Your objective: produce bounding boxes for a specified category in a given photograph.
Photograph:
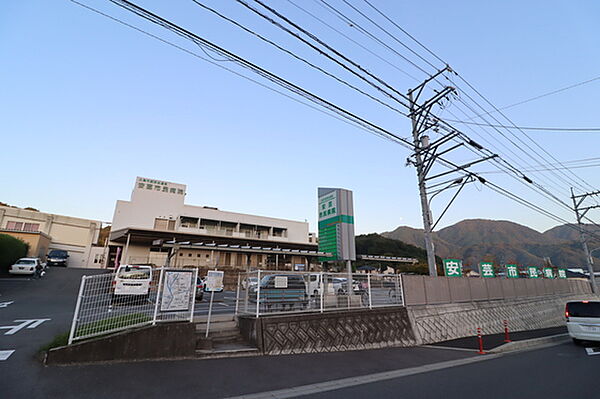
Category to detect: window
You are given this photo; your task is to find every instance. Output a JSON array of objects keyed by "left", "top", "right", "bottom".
[
  {"left": 155, "top": 185, "right": 161, "bottom": 191},
  {"left": 6, "top": 221, "right": 23, "bottom": 231},
  {"left": 188, "top": 253, "right": 192, "bottom": 257},
  {"left": 153, "top": 218, "right": 168, "bottom": 230},
  {"left": 170, "top": 188, "right": 176, "bottom": 193},
  {"left": 138, "top": 183, "right": 145, "bottom": 189},
  {"left": 146, "top": 184, "right": 153, "bottom": 190},
  {"left": 162, "top": 186, "right": 168, "bottom": 192},
  {"left": 23, "top": 223, "right": 39, "bottom": 232},
  {"left": 197, "top": 254, "right": 201, "bottom": 257},
  {"left": 567, "top": 302, "right": 600, "bottom": 318},
  {"left": 177, "top": 189, "right": 184, "bottom": 195}
]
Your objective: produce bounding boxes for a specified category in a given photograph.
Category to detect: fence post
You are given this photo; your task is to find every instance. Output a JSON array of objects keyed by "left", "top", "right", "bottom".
[
  {"left": 68, "top": 275, "right": 87, "bottom": 345},
  {"left": 367, "top": 273, "right": 373, "bottom": 309},
  {"left": 395, "top": 274, "right": 401, "bottom": 305},
  {"left": 235, "top": 273, "right": 241, "bottom": 315},
  {"left": 256, "top": 270, "right": 261, "bottom": 318},
  {"left": 320, "top": 272, "right": 324, "bottom": 313},
  {"left": 189, "top": 268, "right": 198, "bottom": 322},
  {"left": 152, "top": 268, "right": 165, "bottom": 325}
]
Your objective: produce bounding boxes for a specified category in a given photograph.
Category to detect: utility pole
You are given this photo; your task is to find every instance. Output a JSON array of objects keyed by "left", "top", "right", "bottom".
[{"left": 571, "top": 188, "right": 600, "bottom": 293}]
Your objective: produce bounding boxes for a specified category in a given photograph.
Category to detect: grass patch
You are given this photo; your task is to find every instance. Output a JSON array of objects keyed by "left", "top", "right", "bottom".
[
  {"left": 75, "top": 313, "right": 151, "bottom": 338},
  {"left": 40, "top": 332, "right": 69, "bottom": 352}
]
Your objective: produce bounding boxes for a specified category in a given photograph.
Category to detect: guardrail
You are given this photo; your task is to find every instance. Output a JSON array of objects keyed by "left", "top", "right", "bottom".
[{"left": 236, "top": 270, "right": 404, "bottom": 317}]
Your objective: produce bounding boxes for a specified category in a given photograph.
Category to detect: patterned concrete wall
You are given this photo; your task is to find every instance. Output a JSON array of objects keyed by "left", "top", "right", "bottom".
[
  {"left": 240, "top": 307, "right": 418, "bottom": 355},
  {"left": 409, "top": 294, "right": 599, "bottom": 345}
]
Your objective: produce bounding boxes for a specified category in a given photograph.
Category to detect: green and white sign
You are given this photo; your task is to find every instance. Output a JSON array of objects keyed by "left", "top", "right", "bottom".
[
  {"left": 543, "top": 267, "right": 554, "bottom": 279},
  {"left": 558, "top": 268, "right": 567, "bottom": 279},
  {"left": 480, "top": 262, "right": 495, "bottom": 278},
  {"left": 318, "top": 188, "right": 355, "bottom": 262},
  {"left": 443, "top": 259, "right": 463, "bottom": 277},
  {"left": 527, "top": 266, "right": 539, "bottom": 279},
  {"left": 506, "top": 264, "right": 519, "bottom": 279}
]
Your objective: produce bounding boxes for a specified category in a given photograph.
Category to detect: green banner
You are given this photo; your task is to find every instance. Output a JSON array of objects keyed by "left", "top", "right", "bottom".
[
  {"left": 543, "top": 267, "right": 554, "bottom": 279},
  {"left": 527, "top": 266, "right": 539, "bottom": 279},
  {"left": 443, "top": 259, "right": 463, "bottom": 277},
  {"left": 480, "top": 262, "right": 495, "bottom": 278},
  {"left": 506, "top": 264, "right": 519, "bottom": 279},
  {"left": 558, "top": 268, "right": 567, "bottom": 279}
]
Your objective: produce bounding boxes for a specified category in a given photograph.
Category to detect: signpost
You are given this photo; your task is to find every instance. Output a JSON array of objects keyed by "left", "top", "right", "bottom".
[
  {"left": 506, "top": 264, "right": 519, "bottom": 278},
  {"left": 480, "top": 262, "right": 495, "bottom": 278},
  {"left": 205, "top": 270, "right": 224, "bottom": 338},
  {"left": 527, "top": 267, "right": 539, "bottom": 279},
  {"left": 558, "top": 268, "right": 567, "bottom": 279},
  {"left": 443, "top": 259, "right": 463, "bottom": 277}
]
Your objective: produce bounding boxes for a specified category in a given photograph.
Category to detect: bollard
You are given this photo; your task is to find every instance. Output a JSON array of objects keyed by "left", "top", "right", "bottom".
[
  {"left": 477, "top": 327, "right": 485, "bottom": 354},
  {"left": 504, "top": 320, "right": 512, "bottom": 343}
]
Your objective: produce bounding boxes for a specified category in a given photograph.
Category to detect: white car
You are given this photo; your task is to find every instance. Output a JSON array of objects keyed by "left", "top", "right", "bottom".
[
  {"left": 112, "top": 265, "right": 153, "bottom": 301},
  {"left": 9, "top": 258, "right": 44, "bottom": 275},
  {"left": 566, "top": 300, "right": 600, "bottom": 344}
]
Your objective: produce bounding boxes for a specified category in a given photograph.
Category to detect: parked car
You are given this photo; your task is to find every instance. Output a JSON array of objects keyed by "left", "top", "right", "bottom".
[
  {"left": 242, "top": 276, "right": 258, "bottom": 291},
  {"left": 47, "top": 249, "right": 69, "bottom": 267},
  {"left": 196, "top": 277, "right": 204, "bottom": 301},
  {"left": 566, "top": 300, "right": 600, "bottom": 345},
  {"left": 112, "top": 264, "right": 153, "bottom": 302},
  {"left": 306, "top": 273, "right": 335, "bottom": 297},
  {"left": 250, "top": 274, "right": 308, "bottom": 311},
  {"left": 9, "top": 258, "right": 45, "bottom": 276},
  {"left": 332, "top": 277, "right": 361, "bottom": 295}
]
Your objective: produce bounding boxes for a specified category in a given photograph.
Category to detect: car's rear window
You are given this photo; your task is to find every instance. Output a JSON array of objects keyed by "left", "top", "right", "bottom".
[
  {"left": 16, "top": 260, "right": 35, "bottom": 265},
  {"left": 567, "top": 302, "right": 600, "bottom": 318},
  {"left": 117, "top": 267, "right": 151, "bottom": 280}
]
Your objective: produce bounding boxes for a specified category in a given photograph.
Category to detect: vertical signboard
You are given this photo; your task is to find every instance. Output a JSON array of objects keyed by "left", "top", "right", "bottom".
[
  {"left": 318, "top": 188, "right": 356, "bottom": 261},
  {"left": 527, "top": 266, "right": 539, "bottom": 279},
  {"left": 480, "top": 262, "right": 495, "bottom": 278},
  {"left": 443, "top": 259, "right": 463, "bottom": 277},
  {"left": 506, "top": 264, "right": 519, "bottom": 278},
  {"left": 558, "top": 269, "right": 567, "bottom": 279},
  {"left": 543, "top": 267, "right": 554, "bottom": 279}
]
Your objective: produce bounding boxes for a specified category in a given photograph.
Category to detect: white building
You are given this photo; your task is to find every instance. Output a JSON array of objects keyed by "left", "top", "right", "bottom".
[{"left": 108, "top": 177, "right": 319, "bottom": 271}]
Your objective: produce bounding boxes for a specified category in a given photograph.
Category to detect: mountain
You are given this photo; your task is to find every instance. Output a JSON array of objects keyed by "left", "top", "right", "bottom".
[{"left": 382, "top": 219, "right": 598, "bottom": 270}]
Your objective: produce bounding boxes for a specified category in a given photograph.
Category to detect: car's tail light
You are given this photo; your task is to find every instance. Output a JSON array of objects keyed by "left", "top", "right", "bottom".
[{"left": 565, "top": 304, "right": 570, "bottom": 321}]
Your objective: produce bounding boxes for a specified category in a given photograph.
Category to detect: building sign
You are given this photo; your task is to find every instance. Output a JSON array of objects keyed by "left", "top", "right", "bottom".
[
  {"left": 443, "top": 259, "right": 463, "bottom": 277},
  {"left": 558, "top": 269, "right": 567, "bottom": 279},
  {"left": 294, "top": 264, "right": 306, "bottom": 271},
  {"left": 527, "top": 267, "right": 539, "bottom": 279},
  {"left": 480, "top": 262, "right": 495, "bottom": 278},
  {"left": 160, "top": 270, "right": 193, "bottom": 312},
  {"left": 543, "top": 267, "right": 554, "bottom": 279},
  {"left": 318, "top": 188, "right": 356, "bottom": 262},
  {"left": 205, "top": 270, "right": 224, "bottom": 292},
  {"left": 506, "top": 264, "right": 519, "bottom": 278}
]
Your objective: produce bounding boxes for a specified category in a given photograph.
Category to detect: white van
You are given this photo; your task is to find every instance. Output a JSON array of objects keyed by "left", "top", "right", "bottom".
[
  {"left": 565, "top": 300, "right": 600, "bottom": 344},
  {"left": 306, "top": 273, "right": 335, "bottom": 297},
  {"left": 112, "top": 265, "right": 153, "bottom": 300}
]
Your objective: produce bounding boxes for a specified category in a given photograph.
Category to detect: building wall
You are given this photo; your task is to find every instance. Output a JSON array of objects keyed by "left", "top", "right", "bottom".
[
  {"left": 0, "top": 206, "right": 102, "bottom": 267},
  {"left": 1, "top": 231, "right": 51, "bottom": 259},
  {"left": 111, "top": 177, "right": 311, "bottom": 245}
]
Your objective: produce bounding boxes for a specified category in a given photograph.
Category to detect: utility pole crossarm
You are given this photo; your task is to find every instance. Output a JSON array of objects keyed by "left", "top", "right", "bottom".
[{"left": 571, "top": 188, "right": 598, "bottom": 293}]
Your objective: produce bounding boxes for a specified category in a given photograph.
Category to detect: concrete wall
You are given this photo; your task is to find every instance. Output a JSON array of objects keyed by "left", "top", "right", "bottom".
[{"left": 403, "top": 275, "right": 591, "bottom": 306}]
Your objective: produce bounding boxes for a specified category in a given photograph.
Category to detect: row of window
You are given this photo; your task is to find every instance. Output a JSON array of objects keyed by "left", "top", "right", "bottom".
[
  {"left": 5, "top": 221, "right": 40, "bottom": 232},
  {"left": 137, "top": 182, "right": 184, "bottom": 195}
]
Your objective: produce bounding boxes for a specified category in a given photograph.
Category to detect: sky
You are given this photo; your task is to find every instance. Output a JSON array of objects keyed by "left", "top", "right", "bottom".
[{"left": 1, "top": 0, "right": 600, "bottom": 235}]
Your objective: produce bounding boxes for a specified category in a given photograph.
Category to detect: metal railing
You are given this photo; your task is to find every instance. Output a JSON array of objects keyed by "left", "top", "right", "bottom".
[
  {"left": 68, "top": 267, "right": 197, "bottom": 344},
  {"left": 236, "top": 270, "right": 404, "bottom": 317}
]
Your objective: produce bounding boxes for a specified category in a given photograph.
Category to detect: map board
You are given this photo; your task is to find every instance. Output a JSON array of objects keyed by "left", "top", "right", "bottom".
[{"left": 160, "top": 270, "right": 193, "bottom": 312}]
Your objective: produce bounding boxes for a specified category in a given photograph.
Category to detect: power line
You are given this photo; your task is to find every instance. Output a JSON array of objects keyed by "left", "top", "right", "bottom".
[{"left": 445, "top": 119, "right": 600, "bottom": 132}]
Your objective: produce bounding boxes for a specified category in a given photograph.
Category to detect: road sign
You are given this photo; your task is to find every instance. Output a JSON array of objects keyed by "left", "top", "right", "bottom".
[
  {"left": 506, "top": 264, "right": 519, "bottom": 278},
  {"left": 205, "top": 270, "right": 224, "bottom": 292},
  {"left": 443, "top": 259, "right": 463, "bottom": 277},
  {"left": 160, "top": 270, "right": 193, "bottom": 312},
  {"left": 480, "top": 262, "right": 495, "bottom": 278},
  {"left": 527, "top": 267, "right": 539, "bottom": 279},
  {"left": 558, "top": 269, "right": 567, "bottom": 279},
  {"left": 543, "top": 267, "right": 554, "bottom": 279},
  {"left": 318, "top": 188, "right": 356, "bottom": 261}
]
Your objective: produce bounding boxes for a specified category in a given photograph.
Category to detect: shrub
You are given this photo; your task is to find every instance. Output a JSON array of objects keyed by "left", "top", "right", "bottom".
[{"left": 0, "top": 233, "right": 29, "bottom": 271}]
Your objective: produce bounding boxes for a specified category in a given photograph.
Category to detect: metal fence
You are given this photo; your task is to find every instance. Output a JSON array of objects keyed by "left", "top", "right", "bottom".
[
  {"left": 68, "top": 267, "right": 197, "bottom": 344},
  {"left": 236, "top": 270, "right": 404, "bottom": 316}
]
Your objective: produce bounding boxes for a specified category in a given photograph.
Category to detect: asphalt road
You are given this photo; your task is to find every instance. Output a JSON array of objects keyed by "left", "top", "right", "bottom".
[{"left": 300, "top": 342, "right": 600, "bottom": 399}]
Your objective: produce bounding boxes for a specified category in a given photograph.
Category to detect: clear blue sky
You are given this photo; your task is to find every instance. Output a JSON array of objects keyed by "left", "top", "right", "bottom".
[{"left": 2, "top": 0, "right": 600, "bottom": 234}]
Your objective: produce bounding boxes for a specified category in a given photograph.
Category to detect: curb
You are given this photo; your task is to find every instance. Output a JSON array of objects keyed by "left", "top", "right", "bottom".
[{"left": 489, "top": 333, "right": 569, "bottom": 353}]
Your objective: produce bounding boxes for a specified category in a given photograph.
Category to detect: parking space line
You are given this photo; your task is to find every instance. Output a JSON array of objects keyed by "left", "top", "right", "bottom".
[{"left": 0, "top": 350, "right": 15, "bottom": 361}]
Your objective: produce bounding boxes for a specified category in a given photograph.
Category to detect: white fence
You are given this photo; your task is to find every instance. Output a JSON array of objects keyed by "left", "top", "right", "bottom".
[
  {"left": 236, "top": 270, "right": 404, "bottom": 317},
  {"left": 68, "top": 267, "right": 197, "bottom": 344}
]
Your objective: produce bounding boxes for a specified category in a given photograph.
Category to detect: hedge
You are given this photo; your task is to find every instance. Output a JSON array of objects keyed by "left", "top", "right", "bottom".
[{"left": 0, "top": 234, "right": 29, "bottom": 271}]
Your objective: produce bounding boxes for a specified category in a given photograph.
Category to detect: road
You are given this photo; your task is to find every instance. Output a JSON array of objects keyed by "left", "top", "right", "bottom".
[{"left": 1, "top": 267, "right": 599, "bottom": 399}]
